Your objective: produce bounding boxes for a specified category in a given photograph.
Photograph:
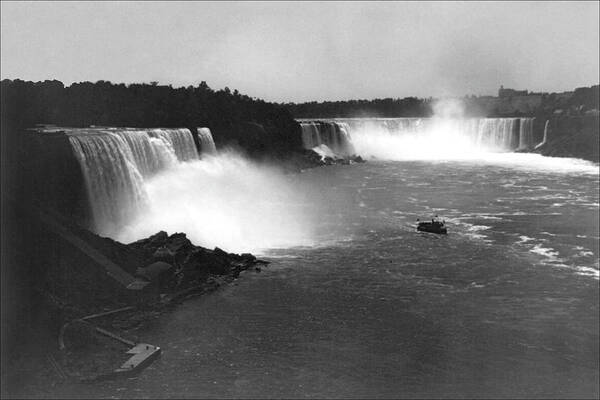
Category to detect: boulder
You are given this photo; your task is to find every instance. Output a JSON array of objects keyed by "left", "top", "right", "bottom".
[
  {"left": 240, "top": 253, "right": 256, "bottom": 262},
  {"left": 136, "top": 261, "right": 175, "bottom": 292},
  {"left": 188, "top": 248, "right": 231, "bottom": 276},
  {"left": 152, "top": 246, "right": 175, "bottom": 263},
  {"left": 147, "top": 231, "right": 169, "bottom": 246}
]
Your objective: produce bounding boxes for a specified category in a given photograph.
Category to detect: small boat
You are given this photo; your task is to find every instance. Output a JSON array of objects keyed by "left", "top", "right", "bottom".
[{"left": 416, "top": 216, "right": 447, "bottom": 234}]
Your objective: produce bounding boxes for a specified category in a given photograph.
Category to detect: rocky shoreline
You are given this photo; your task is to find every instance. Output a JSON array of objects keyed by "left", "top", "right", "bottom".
[
  {"left": 66, "top": 230, "right": 270, "bottom": 373},
  {"left": 1, "top": 220, "right": 271, "bottom": 393},
  {"left": 280, "top": 149, "right": 366, "bottom": 173},
  {"left": 533, "top": 115, "right": 599, "bottom": 162},
  {"left": 1, "top": 139, "right": 367, "bottom": 394}
]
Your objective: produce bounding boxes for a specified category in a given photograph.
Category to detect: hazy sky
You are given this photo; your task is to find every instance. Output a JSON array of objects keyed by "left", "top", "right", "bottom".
[{"left": 1, "top": 1, "right": 598, "bottom": 102}]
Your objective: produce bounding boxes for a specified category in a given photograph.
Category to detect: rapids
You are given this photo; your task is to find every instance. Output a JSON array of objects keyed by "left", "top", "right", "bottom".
[
  {"left": 55, "top": 119, "right": 600, "bottom": 398},
  {"left": 55, "top": 156, "right": 599, "bottom": 398}
]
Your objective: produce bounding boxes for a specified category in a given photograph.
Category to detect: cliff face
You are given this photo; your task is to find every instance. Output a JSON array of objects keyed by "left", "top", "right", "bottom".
[
  {"left": 20, "top": 131, "right": 89, "bottom": 220},
  {"left": 0, "top": 79, "right": 304, "bottom": 161},
  {"left": 535, "top": 116, "right": 599, "bottom": 162},
  {"left": 210, "top": 119, "right": 303, "bottom": 160}
]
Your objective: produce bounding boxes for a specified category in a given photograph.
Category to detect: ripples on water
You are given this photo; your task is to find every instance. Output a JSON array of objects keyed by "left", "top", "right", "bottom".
[{"left": 68, "top": 156, "right": 598, "bottom": 398}]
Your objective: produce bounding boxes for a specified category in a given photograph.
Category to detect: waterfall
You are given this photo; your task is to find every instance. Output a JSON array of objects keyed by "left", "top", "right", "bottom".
[
  {"left": 299, "top": 117, "right": 541, "bottom": 160},
  {"left": 300, "top": 122, "right": 322, "bottom": 149},
  {"left": 535, "top": 120, "right": 549, "bottom": 150},
  {"left": 518, "top": 118, "right": 535, "bottom": 150},
  {"left": 299, "top": 121, "right": 355, "bottom": 157},
  {"left": 336, "top": 122, "right": 357, "bottom": 156},
  {"left": 197, "top": 127, "right": 217, "bottom": 154},
  {"left": 68, "top": 130, "right": 148, "bottom": 236},
  {"left": 111, "top": 129, "right": 177, "bottom": 176},
  {"left": 477, "top": 118, "right": 518, "bottom": 150},
  {"left": 148, "top": 128, "right": 199, "bottom": 161},
  {"left": 68, "top": 127, "right": 200, "bottom": 237}
]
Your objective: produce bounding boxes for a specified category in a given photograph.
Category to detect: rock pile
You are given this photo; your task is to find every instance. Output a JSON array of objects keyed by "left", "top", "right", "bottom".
[{"left": 129, "top": 231, "right": 268, "bottom": 296}]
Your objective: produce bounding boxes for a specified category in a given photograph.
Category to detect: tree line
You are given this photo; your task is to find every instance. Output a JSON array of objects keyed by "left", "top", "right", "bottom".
[
  {"left": 284, "top": 97, "right": 434, "bottom": 119},
  {"left": 283, "top": 85, "right": 599, "bottom": 119},
  {"left": 0, "top": 79, "right": 301, "bottom": 156}
]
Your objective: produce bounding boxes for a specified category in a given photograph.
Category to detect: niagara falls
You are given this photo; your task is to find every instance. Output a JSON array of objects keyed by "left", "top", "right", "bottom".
[{"left": 1, "top": 2, "right": 598, "bottom": 399}]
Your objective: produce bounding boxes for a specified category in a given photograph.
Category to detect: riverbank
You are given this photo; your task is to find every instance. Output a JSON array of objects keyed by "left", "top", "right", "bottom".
[
  {"left": 0, "top": 213, "right": 270, "bottom": 396},
  {"left": 0, "top": 123, "right": 363, "bottom": 392},
  {"left": 7, "top": 156, "right": 598, "bottom": 398}
]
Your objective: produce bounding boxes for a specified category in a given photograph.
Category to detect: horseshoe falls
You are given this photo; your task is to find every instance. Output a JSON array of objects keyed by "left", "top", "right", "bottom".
[{"left": 300, "top": 117, "right": 539, "bottom": 161}]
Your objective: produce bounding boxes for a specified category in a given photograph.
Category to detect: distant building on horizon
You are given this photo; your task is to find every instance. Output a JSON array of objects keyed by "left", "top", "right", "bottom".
[{"left": 498, "top": 85, "right": 528, "bottom": 98}]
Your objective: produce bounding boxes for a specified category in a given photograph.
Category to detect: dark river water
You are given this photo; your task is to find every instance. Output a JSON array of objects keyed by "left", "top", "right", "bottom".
[{"left": 59, "top": 156, "right": 599, "bottom": 398}]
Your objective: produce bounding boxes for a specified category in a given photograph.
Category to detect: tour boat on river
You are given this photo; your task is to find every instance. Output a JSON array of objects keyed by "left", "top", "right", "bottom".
[{"left": 417, "top": 216, "right": 447, "bottom": 234}]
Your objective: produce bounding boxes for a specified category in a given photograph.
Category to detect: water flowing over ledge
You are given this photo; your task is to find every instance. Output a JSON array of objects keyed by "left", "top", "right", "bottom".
[
  {"left": 66, "top": 127, "right": 312, "bottom": 252},
  {"left": 299, "top": 117, "right": 599, "bottom": 174},
  {"left": 300, "top": 117, "right": 537, "bottom": 157},
  {"left": 68, "top": 128, "right": 206, "bottom": 237}
]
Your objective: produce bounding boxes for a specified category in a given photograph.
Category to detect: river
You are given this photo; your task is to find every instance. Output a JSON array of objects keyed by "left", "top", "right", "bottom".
[{"left": 58, "top": 154, "right": 599, "bottom": 398}]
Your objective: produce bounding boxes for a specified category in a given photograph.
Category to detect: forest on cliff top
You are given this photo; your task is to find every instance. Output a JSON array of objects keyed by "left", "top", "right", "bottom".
[{"left": 0, "top": 79, "right": 302, "bottom": 158}]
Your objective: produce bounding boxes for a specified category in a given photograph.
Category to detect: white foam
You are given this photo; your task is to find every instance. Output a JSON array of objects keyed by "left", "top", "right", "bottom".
[
  {"left": 519, "top": 240, "right": 599, "bottom": 279},
  {"left": 116, "top": 151, "right": 315, "bottom": 253},
  {"left": 350, "top": 125, "right": 599, "bottom": 174},
  {"left": 575, "top": 266, "right": 600, "bottom": 279},
  {"left": 524, "top": 193, "right": 573, "bottom": 201},
  {"left": 468, "top": 225, "right": 492, "bottom": 232},
  {"left": 477, "top": 215, "right": 503, "bottom": 220},
  {"left": 530, "top": 244, "right": 562, "bottom": 262},
  {"left": 451, "top": 221, "right": 492, "bottom": 242},
  {"left": 468, "top": 282, "right": 486, "bottom": 288},
  {"left": 311, "top": 144, "right": 337, "bottom": 160},
  {"left": 574, "top": 246, "right": 595, "bottom": 258},
  {"left": 516, "top": 235, "right": 535, "bottom": 244}
]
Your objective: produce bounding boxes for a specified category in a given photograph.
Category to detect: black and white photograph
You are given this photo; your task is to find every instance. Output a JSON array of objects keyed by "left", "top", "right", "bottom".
[{"left": 1, "top": 1, "right": 599, "bottom": 398}]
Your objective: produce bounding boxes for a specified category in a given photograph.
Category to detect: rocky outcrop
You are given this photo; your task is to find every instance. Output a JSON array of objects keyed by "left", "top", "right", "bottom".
[
  {"left": 1, "top": 189, "right": 268, "bottom": 371},
  {"left": 210, "top": 120, "right": 303, "bottom": 160},
  {"left": 534, "top": 116, "right": 599, "bottom": 162},
  {"left": 129, "top": 231, "right": 266, "bottom": 294}
]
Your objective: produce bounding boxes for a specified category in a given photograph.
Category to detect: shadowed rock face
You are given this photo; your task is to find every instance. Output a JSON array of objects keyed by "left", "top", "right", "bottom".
[
  {"left": 17, "top": 131, "right": 89, "bottom": 223},
  {"left": 534, "top": 116, "right": 599, "bottom": 162},
  {"left": 1, "top": 200, "right": 267, "bottom": 365},
  {"left": 129, "top": 231, "right": 262, "bottom": 287},
  {"left": 210, "top": 120, "right": 303, "bottom": 160}
]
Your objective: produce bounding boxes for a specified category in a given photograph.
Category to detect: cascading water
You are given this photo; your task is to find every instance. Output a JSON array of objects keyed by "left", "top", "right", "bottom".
[
  {"left": 67, "top": 126, "right": 312, "bottom": 252},
  {"left": 300, "top": 121, "right": 356, "bottom": 157},
  {"left": 111, "top": 129, "right": 178, "bottom": 176},
  {"left": 148, "top": 128, "right": 199, "bottom": 161},
  {"left": 300, "top": 122, "right": 321, "bottom": 149},
  {"left": 518, "top": 118, "right": 535, "bottom": 150},
  {"left": 68, "top": 130, "right": 149, "bottom": 236},
  {"left": 299, "top": 117, "right": 540, "bottom": 160},
  {"left": 478, "top": 118, "right": 519, "bottom": 150},
  {"left": 68, "top": 127, "right": 201, "bottom": 237},
  {"left": 535, "top": 120, "right": 550, "bottom": 150},
  {"left": 197, "top": 127, "right": 217, "bottom": 154}
]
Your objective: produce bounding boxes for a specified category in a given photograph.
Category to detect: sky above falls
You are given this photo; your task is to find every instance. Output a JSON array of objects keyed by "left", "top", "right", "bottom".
[{"left": 1, "top": 1, "right": 598, "bottom": 102}]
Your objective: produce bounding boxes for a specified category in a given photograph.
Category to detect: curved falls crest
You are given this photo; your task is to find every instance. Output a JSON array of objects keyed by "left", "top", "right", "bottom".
[{"left": 300, "top": 117, "right": 538, "bottom": 160}]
